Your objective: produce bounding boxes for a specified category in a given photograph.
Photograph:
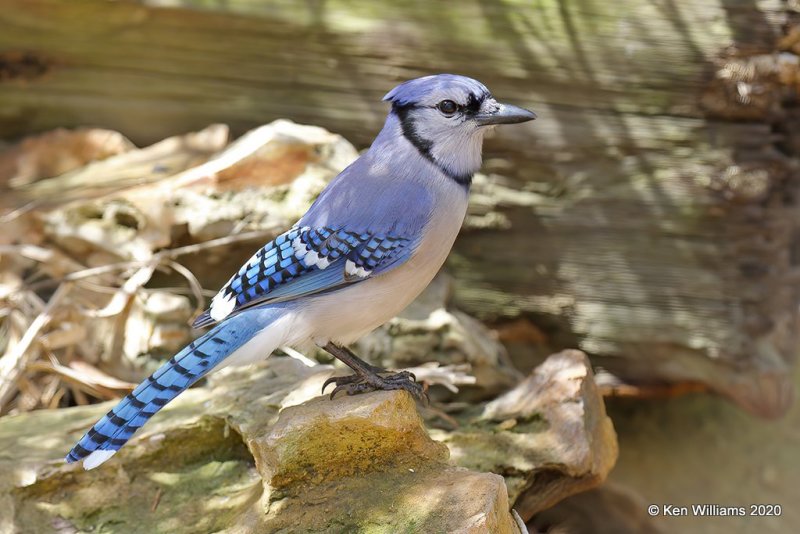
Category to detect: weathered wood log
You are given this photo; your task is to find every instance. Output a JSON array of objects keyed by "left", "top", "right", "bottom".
[{"left": 1, "top": 0, "right": 798, "bottom": 417}]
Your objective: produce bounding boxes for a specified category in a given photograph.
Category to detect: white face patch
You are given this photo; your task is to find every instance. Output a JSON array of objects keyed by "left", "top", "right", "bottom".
[
  {"left": 401, "top": 97, "right": 490, "bottom": 181},
  {"left": 427, "top": 121, "right": 485, "bottom": 179}
]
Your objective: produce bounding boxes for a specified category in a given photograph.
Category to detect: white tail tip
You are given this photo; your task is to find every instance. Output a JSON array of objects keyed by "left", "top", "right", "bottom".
[{"left": 83, "top": 449, "right": 117, "bottom": 470}]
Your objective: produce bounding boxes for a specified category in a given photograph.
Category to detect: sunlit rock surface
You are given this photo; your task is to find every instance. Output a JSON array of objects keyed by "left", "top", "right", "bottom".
[{"left": 0, "top": 351, "right": 615, "bottom": 532}]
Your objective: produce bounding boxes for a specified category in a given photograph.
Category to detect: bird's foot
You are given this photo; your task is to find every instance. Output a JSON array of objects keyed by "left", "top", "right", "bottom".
[{"left": 322, "top": 369, "right": 427, "bottom": 402}]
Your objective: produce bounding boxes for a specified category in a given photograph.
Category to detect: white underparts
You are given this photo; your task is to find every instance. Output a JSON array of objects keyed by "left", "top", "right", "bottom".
[
  {"left": 83, "top": 449, "right": 117, "bottom": 470},
  {"left": 219, "top": 313, "right": 299, "bottom": 369}
]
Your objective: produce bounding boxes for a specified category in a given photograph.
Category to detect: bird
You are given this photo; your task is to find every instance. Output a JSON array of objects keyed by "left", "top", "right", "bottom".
[{"left": 65, "top": 74, "right": 536, "bottom": 470}]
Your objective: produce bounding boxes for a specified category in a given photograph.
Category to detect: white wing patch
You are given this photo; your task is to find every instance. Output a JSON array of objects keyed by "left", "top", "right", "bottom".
[
  {"left": 304, "top": 249, "right": 320, "bottom": 266},
  {"left": 292, "top": 234, "right": 308, "bottom": 259},
  {"left": 345, "top": 259, "right": 371, "bottom": 278},
  {"left": 207, "top": 245, "right": 267, "bottom": 323},
  {"left": 293, "top": 231, "right": 332, "bottom": 270},
  {"left": 209, "top": 291, "right": 236, "bottom": 322}
]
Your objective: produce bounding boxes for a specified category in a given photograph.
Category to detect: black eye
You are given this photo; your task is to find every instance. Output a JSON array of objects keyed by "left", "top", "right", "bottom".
[{"left": 437, "top": 100, "right": 458, "bottom": 116}]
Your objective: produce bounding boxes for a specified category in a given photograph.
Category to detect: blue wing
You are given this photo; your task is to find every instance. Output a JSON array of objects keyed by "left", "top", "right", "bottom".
[{"left": 192, "top": 226, "right": 415, "bottom": 328}]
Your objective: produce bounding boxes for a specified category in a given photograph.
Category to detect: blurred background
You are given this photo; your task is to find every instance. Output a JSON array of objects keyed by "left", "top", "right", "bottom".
[{"left": 1, "top": 1, "right": 799, "bottom": 533}]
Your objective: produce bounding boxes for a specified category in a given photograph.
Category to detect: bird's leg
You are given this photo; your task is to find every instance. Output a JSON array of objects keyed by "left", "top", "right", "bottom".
[{"left": 321, "top": 342, "right": 426, "bottom": 401}]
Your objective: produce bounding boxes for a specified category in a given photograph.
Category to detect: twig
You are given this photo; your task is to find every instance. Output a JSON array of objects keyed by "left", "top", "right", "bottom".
[
  {"left": 153, "top": 228, "right": 278, "bottom": 259},
  {"left": 150, "top": 487, "right": 163, "bottom": 513},
  {"left": 27, "top": 360, "right": 133, "bottom": 400},
  {"left": 63, "top": 261, "right": 140, "bottom": 282},
  {"left": 47, "top": 385, "right": 67, "bottom": 409},
  {"left": 39, "top": 374, "right": 61, "bottom": 408},
  {"left": 280, "top": 346, "right": 317, "bottom": 367},
  {"left": 83, "top": 262, "right": 157, "bottom": 318},
  {"left": 166, "top": 260, "right": 206, "bottom": 315},
  {"left": 404, "top": 363, "right": 476, "bottom": 393},
  {"left": 0, "top": 201, "right": 40, "bottom": 223},
  {"left": 419, "top": 404, "right": 461, "bottom": 430},
  {"left": 143, "top": 286, "right": 217, "bottom": 298},
  {"left": 0, "top": 283, "right": 71, "bottom": 411},
  {"left": 70, "top": 384, "right": 89, "bottom": 406},
  {"left": 1, "top": 228, "right": 276, "bottom": 286}
]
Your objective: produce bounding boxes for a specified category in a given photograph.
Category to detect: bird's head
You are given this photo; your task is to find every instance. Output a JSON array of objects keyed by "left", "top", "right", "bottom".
[{"left": 383, "top": 74, "right": 536, "bottom": 185}]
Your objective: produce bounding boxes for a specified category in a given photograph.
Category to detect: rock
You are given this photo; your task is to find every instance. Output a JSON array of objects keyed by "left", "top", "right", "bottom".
[
  {"left": 261, "top": 467, "right": 522, "bottom": 534},
  {"left": 529, "top": 483, "right": 666, "bottom": 534},
  {"left": 0, "top": 348, "right": 618, "bottom": 531},
  {"left": 0, "top": 357, "right": 533, "bottom": 532},
  {"left": 254, "top": 390, "right": 449, "bottom": 490},
  {"left": 434, "top": 350, "right": 618, "bottom": 519},
  {"left": 251, "top": 389, "right": 522, "bottom": 533}
]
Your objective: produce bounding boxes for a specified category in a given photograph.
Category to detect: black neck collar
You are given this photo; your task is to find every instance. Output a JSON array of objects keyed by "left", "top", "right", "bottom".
[{"left": 392, "top": 105, "right": 473, "bottom": 187}]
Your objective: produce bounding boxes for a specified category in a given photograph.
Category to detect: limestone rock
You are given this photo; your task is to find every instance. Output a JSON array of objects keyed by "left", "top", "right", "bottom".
[
  {"left": 0, "top": 349, "right": 617, "bottom": 532},
  {"left": 0, "top": 357, "right": 531, "bottom": 532},
  {"left": 262, "top": 467, "right": 522, "bottom": 534},
  {"left": 250, "top": 389, "right": 522, "bottom": 533},
  {"left": 529, "top": 483, "right": 666, "bottom": 534},
  {"left": 435, "top": 350, "right": 618, "bottom": 519},
  {"left": 255, "top": 390, "right": 449, "bottom": 490}
]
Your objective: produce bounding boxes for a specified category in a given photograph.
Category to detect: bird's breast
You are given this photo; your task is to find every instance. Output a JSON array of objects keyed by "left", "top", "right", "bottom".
[{"left": 299, "top": 188, "right": 469, "bottom": 345}]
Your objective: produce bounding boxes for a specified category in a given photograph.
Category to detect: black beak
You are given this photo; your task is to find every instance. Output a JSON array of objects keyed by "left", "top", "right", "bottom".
[{"left": 475, "top": 103, "right": 537, "bottom": 126}]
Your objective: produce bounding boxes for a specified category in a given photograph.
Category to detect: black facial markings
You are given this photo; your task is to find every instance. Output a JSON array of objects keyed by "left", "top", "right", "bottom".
[
  {"left": 392, "top": 102, "right": 475, "bottom": 187},
  {"left": 393, "top": 104, "right": 434, "bottom": 160},
  {"left": 465, "top": 91, "right": 489, "bottom": 114}
]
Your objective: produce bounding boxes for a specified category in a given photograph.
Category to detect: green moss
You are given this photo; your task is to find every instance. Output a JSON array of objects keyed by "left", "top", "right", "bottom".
[
  {"left": 267, "top": 415, "right": 448, "bottom": 491},
  {"left": 11, "top": 416, "right": 260, "bottom": 534}
]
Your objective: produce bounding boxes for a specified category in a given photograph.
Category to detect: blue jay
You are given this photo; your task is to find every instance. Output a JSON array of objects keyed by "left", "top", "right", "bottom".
[{"left": 66, "top": 74, "right": 535, "bottom": 470}]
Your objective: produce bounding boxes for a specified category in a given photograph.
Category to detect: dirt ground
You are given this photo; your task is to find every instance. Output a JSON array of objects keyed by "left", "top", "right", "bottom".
[{"left": 606, "top": 366, "right": 800, "bottom": 534}]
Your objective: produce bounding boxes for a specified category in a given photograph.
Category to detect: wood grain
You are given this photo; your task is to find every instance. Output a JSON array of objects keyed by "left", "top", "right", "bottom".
[{"left": 0, "top": 0, "right": 797, "bottom": 416}]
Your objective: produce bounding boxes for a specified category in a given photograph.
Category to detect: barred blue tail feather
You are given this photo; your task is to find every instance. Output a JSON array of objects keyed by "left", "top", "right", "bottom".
[{"left": 65, "top": 309, "right": 277, "bottom": 469}]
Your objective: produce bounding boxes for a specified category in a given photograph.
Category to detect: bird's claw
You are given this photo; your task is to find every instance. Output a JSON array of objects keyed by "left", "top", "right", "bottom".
[
  {"left": 321, "top": 373, "right": 358, "bottom": 393},
  {"left": 322, "top": 370, "right": 427, "bottom": 403}
]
